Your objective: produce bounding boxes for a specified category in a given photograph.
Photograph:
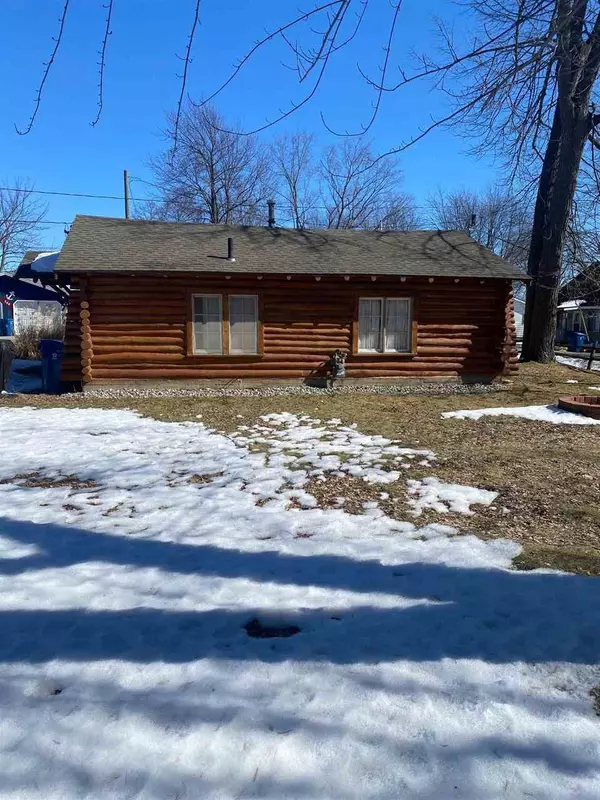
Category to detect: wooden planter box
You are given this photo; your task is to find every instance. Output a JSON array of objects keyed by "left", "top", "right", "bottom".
[{"left": 558, "top": 395, "right": 600, "bottom": 420}]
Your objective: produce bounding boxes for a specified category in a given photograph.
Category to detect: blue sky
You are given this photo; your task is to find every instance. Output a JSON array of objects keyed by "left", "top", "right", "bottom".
[{"left": 1, "top": 0, "right": 500, "bottom": 251}]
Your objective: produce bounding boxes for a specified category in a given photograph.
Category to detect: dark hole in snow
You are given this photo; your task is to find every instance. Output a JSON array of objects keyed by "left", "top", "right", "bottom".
[
  {"left": 244, "top": 618, "right": 301, "bottom": 639},
  {"left": 35, "top": 680, "right": 64, "bottom": 697}
]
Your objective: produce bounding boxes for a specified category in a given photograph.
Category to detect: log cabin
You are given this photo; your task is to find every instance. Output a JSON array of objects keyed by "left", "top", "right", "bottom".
[{"left": 55, "top": 214, "right": 527, "bottom": 387}]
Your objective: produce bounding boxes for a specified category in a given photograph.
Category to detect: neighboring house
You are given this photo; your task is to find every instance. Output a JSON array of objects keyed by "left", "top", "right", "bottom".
[
  {"left": 54, "top": 214, "right": 526, "bottom": 387},
  {"left": 557, "top": 264, "right": 600, "bottom": 343},
  {"left": 0, "top": 251, "right": 68, "bottom": 330},
  {"left": 513, "top": 297, "right": 525, "bottom": 340}
]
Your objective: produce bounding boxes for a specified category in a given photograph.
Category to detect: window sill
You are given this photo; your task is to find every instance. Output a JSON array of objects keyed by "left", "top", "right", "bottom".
[{"left": 355, "top": 351, "right": 415, "bottom": 358}]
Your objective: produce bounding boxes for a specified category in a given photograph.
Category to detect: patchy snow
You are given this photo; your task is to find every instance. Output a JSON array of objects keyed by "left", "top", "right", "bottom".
[
  {"left": 406, "top": 477, "right": 498, "bottom": 516},
  {"left": 0, "top": 408, "right": 599, "bottom": 798},
  {"left": 30, "top": 251, "right": 60, "bottom": 273},
  {"left": 231, "top": 411, "right": 435, "bottom": 488},
  {"left": 443, "top": 404, "right": 600, "bottom": 425},
  {"left": 589, "top": 386, "right": 600, "bottom": 391},
  {"left": 567, "top": 379, "right": 579, "bottom": 383},
  {"left": 557, "top": 354, "right": 600, "bottom": 372}
]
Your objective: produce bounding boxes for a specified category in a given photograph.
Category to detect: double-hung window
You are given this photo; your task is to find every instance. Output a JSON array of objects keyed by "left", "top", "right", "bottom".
[
  {"left": 358, "top": 297, "right": 412, "bottom": 353},
  {"left": 192, "top": 294, "right": 259, "bottom": 355}
]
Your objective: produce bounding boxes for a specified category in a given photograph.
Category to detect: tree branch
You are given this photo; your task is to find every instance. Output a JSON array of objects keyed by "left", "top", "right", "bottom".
[
  {"left": 173, "top": 0, "right": 202, "bottom": 150},
  {"left": 91, "top": 0, "right": 115, "bottom": 127},
  {"left": 15, "top": 0, "right": 71, "bottom": 135}
]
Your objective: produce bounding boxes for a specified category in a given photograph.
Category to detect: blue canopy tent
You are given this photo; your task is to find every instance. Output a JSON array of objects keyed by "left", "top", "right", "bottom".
[
  {"left": 0, "top": 275, "right": 67, "bottom": 336},
  {"left": 0, "top": 274, "right": 66, "bottom": 303}
]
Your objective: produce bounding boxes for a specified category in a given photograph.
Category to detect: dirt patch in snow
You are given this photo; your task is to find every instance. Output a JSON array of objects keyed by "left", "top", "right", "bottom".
[
  {"left": 304, "top": 475, "right": 383, "bottom": 514},
  {"left": 188, "top": 472, "right": 224, "bottom": 485},
  {"left": 0, "top": 473, "right": 97, "bottom": 490}
]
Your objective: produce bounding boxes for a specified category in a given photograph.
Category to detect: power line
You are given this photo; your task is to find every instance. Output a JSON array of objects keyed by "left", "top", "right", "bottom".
[
  {"left": 0, "top": 186, "right": 153, "bottom": 202},
  {"left": 0, "top": 219, "right": 70, "bottom": 226}
]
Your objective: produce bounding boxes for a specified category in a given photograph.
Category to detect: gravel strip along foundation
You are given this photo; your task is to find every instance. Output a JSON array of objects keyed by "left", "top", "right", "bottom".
[{"left": 79, "top": 382, "right": 509, "bottom": 400}]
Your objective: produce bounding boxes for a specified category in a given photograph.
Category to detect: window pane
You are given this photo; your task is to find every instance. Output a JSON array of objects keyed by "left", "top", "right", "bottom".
[
  {"left": 229, "top": 295, "right": 258, "bottom": 354},
  {"left": 384, "top": 298, "right": 411, "bottom": 352},
  {"left": 358, "top": 298, "right": 383, "bottom": 351},
  {"left": 193, "top": 295, "right": 222, "bottom": 354}
]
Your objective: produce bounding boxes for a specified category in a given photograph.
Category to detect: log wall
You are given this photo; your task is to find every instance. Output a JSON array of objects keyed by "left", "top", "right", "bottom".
[{"left": 62, "top": 273, "right": 519, "bottom": 384}]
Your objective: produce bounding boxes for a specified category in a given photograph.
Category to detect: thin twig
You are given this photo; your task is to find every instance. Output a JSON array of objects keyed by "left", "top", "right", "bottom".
[
  {"left": 193, "top": 1, "right": 344, "bottom": 110},
  {"left": 173, "top": 0, "right": 202, "bottom": 150},
  {"left": 322, "top": 0, "right": 403, "bottom": 136},
  {"left": 91, "top": 0, "right": 115, "bottom": 127},
  {"left": 15, "top": 0, "right": 71, "bottom": 135}
]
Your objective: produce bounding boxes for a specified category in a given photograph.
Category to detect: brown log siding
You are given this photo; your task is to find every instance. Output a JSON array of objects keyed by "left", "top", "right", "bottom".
[{"left": 61, "top": 274, "right": 518, "bottom": 383}]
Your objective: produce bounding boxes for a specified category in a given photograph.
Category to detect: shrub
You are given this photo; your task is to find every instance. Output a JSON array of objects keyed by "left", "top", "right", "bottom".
[{"left": 13, "top": 317, "right": 65, "bottom": 360}]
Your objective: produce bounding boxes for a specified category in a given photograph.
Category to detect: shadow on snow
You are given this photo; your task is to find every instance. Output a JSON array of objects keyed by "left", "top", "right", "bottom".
[{"left": 0, "top": 516, "right": 599, "bottom": 665}]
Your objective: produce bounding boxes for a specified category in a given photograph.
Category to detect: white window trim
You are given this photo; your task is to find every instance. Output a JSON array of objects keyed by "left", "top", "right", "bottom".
[
  {"left": 228, "top": 294, "right": 259, "bottom": 355},
  {"left": 191, "top": 293, "right": 223, "bottom": 355},
  {"left": 358, "top": 296, "right": 413, "bottom": 354}
]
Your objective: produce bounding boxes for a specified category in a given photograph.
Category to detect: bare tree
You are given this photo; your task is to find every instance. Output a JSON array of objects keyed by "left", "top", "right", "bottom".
[
  {"left": 0, "top": 181, "right": 48, "bottom": 272},
  {"left": 147, "top": 104, "right": 271, "bottom": 224},
  {"left": 428, "top": 186, "right": 531, "bottom": 269},
  {"left": 318, "top": 140, "right": 419, "bottom": 229},
  {"left": 270, "top": 133, "right": 319, "bottom": 229}
]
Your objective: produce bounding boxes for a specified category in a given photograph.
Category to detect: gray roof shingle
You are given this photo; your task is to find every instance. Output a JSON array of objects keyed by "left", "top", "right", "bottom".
[
  {"left": 55, "top": 215, "right": 527, "bottom": 280},
  {"left": 19, "top": 250, "right": 44, "bottom": 266}
]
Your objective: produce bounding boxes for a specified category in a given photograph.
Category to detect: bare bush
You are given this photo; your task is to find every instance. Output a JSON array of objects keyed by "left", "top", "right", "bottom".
[{"left": 13, "top": 318, "right": 65, "bottom": 360}]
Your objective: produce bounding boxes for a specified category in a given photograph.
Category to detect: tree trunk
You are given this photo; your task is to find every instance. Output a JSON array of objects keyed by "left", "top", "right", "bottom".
[
  {"left": 521, "top": 105, "right": 562, "bottom": 359},
  {"left": 524, "top": 117, "right": 589, "bottom": 362}
]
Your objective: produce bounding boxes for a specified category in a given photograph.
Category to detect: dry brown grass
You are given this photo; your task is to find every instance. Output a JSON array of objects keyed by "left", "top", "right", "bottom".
[{"left": 2, "top": 361, "right": 599, "bottom": 574}]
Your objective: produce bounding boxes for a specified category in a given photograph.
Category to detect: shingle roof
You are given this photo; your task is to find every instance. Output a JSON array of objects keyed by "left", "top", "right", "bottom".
[
  {"left": 19, "top": 250, "right": 44, "bottom": 266},
  {"left": 55, "top": 215, "right": 527, "bottom": 280}
]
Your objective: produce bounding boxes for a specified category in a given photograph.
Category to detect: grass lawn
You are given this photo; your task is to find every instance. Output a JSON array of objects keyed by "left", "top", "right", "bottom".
[{"left": 4, "top": 361, "right": 599, "bottom": 575}]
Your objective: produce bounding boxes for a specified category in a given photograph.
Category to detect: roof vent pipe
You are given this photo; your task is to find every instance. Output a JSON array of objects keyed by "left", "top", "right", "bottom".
[
  {"left": 267, "top": 200, "right": 276, "bottom": 228},
  {"left": 227, "top": 237, "right": 235, "bottom": 262}
]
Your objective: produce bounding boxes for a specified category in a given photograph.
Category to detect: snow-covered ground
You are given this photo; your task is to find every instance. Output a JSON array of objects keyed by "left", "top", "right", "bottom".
[
  {"left": 0, "top": 407, "right": 599, "bottom": 799},
  {"left": 443, "top": 404, "right": 600, "bottom": 425},
  {"left": 556, "top": 354, "right": 600, "bottom": 372}
]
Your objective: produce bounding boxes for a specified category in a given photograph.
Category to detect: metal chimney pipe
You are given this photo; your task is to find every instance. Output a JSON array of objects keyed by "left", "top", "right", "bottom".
[
  {"left": 267, "top": 200, "right": 276, "bottom": 228},
  {"left": 227, "top": 237, "right": 235, "bottom": 262}
]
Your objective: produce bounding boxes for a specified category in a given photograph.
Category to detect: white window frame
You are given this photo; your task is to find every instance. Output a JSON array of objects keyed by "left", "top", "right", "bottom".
[
  {"left": 191, "top": 293, "right": 223, "bottom": 355},
  {"left": 228, "top": 294, "right": 259, "bottom": 355},
  {"left": 357, "top": 296, "right": 413, "bottom": 354}
]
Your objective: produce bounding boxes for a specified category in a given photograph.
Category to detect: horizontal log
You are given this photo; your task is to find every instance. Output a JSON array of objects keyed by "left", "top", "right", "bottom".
[
  {"left": 89, "top": 323, "right": 186, "bottom": 331},
  {"left": 89, "top": 322, "right": 186, "bottom": 339},
  {"left": 90, "top": 336, "right": 185, "bottom": 346},
  {"left": 92, "top": 369, "right": 310, "bottom": 379},
  {"left": 89, "top": 316, "right": 184, "bottom": 326},
  {"left": 93, "top": 353, "right": 185, "bottom": 363},
  {"left": 416, "top": 337, "right": 473, "bottom": 346},
  {"left": 416, "top": 347, "right": 471, "bottom": 356},
  {"left": 92, "top": 344, "right": 185, "bottom": 354},
  {"left": 417, "top": 324, "right": 484, "bottom": 331},
  {"left": 90, "top": 300, "right": 185, "bottom": 311},
  {"left": 265, "top": 342, "right": 350, "bottom": 350}
]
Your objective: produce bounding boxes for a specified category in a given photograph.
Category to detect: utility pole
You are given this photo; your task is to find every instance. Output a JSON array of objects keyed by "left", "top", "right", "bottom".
[{"left": 123, "top": 169, "right": 130, "bottom": 219}]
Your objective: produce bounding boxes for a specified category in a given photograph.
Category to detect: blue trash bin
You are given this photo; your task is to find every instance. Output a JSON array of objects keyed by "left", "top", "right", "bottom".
[
  {"left": 567, "top": 331, "right": 587, "bottom": 352},
  {"left": 40, "top": 339, "right": 64, "bottom": 394}
]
